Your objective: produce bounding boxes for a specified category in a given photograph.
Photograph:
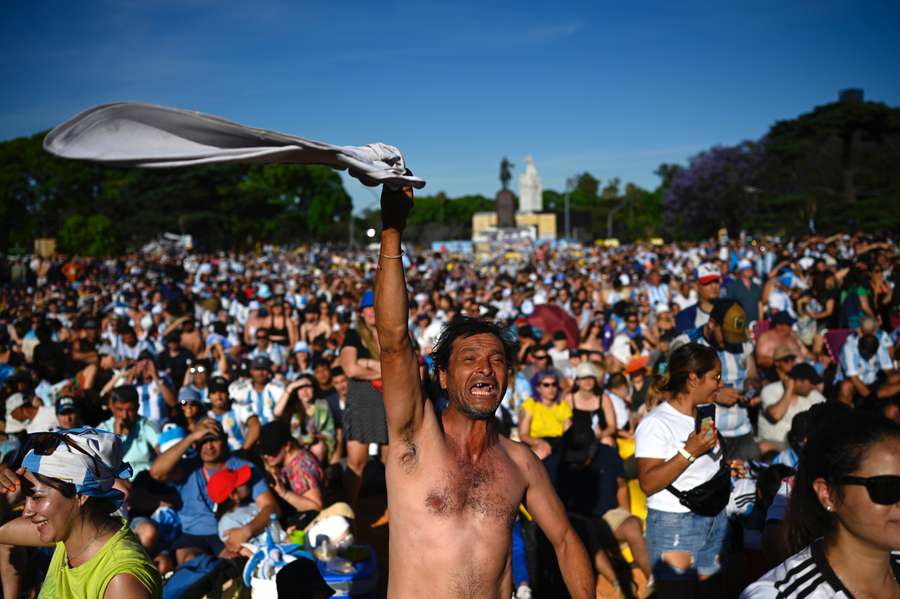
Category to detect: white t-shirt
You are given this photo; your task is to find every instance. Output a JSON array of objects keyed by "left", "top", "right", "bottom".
[
  {"left": 26, "top": 406, "right": 62, "bottom": 434},
  {"left": 606, "top": 391, "right": 630, "bottom": 430},
  {"left": 634, "top": 402, "right": 723, "bottom": 513},
  {"left": 758, "top": 382, "right": 826, "bottom": 444}
]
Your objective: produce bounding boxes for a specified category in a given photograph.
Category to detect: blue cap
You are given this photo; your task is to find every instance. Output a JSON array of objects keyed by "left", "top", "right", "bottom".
[
  {"left": 359, "top": 290, "right": 375, "bottom": 309},
  {"left": 56, "top": 396, "right": 78, "bottom": 415},
  {"left": 178, "top": 387, "right": 203, "bottom": 405}
]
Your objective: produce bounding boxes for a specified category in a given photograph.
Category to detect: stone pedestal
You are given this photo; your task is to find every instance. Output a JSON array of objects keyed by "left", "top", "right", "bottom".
[{"left": 495, "top": 189, "right": 516, "bottom": 228}]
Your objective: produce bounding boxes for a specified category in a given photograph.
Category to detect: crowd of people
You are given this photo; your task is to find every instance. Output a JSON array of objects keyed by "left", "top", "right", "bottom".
[{"left": 0, "top": 229, "right": 897, "bottom": 598}]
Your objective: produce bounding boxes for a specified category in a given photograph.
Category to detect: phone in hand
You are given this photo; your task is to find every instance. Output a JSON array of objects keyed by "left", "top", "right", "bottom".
[{"left": 695, "top": 403, "right": 716, "bottom": 434}]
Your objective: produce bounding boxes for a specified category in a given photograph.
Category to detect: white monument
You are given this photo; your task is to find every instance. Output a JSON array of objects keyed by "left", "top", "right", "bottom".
[{"left": 518, "top": 156, "right": 542, "bottom": 213}]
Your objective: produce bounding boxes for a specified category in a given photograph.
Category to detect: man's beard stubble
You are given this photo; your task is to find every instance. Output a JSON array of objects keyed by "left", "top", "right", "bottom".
[{"left": 447, "top": 390, "right": 498, "bottom": 421}]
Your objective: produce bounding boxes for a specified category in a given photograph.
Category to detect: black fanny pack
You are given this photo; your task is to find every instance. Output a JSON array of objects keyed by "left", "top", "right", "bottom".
[{"left": 666, "top": 463, "right": 732, "bottom": 517}]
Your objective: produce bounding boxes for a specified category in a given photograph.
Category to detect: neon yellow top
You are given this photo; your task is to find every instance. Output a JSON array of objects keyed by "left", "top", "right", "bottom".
[
  {"left": 39, "top": 519, "right": 162, "bottom": 599},
  {"left": 521, "top": 397, "right": 572, "bottom": 438}
]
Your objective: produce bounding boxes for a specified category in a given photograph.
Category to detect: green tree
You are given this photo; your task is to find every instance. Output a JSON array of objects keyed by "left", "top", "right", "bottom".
[{"left": 58, "top": 214, "right": 121, "bottom": 256}]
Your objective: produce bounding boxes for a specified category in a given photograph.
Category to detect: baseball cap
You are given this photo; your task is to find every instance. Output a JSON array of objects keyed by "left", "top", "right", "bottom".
[
  {"left": 178, "top": 387, "right": 203, "bottom": 406},
  {"left": 789, "top": 363, "right": 822, "bottom": 384},
  {"left": 206, "top": 464, "right": 253, "bottom": 505},
  {"left": 655, "top": 303, "right": 671, "bottom": 315},
  {"left": 250, "top": 355, "right": 272, "bottom": 370},
  {"left": 291, "top": 341, "right": 311, "bottom": 355},
  {"left": 97, "top": 344, "right": 115, "bottom": 357},
  {"left": 56, "top": 396, "right": 78, "bottom": 415},
  {"left": 696, "top": 263, "right": 721, "bottom": 284},
  {"left": 771, "top": 312, "right": 796, "bottom": 327},
  {"left": 626, "top": 355, "right": 650, "bottom": 374},
  {"left": 773, "top": 346, "right": 796, "bottom": 362},
  {"left": 359, "top": 290, "right": 375, "bottom": 310},
  {"left": 574, "top": 362, "right": 599, "bottom": 379},
  {"left": 258, "top": 420, "right": 293, "bottom": 456},
  {"left": 736, "top": 259, "right": 753, "bottom": 272},
  {"left": 208, "top": 376, "right": 229, "bottom": 393},
  {"left": 710, "top": 299, "right": 748, "bottom": 345}
]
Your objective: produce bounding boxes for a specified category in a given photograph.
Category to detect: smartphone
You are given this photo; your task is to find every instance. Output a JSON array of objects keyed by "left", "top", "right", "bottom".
[{"left": 695, "top": 403, "right": 716, "bottom": 434}]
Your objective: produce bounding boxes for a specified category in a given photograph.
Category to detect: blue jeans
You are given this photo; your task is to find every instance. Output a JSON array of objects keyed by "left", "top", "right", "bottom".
[
  {"left": 645, "top": 508, "right": 728, "bottom": 581},
  {"left": 511, "top": 520, "right": 529, "bottom": 587}
]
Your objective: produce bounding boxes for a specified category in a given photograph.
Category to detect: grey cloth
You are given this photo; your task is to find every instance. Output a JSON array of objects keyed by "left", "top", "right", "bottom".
[{"left": 44, "top": 102, "right": 426, "bottom": 190}]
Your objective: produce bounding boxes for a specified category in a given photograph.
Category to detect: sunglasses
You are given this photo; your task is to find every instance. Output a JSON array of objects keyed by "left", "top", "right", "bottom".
[
  {"left": 839, "top": 475, "right": 900, "bottom": 505},
  {"left": 16, "top": 432, "right": 102, "bottom": 476},
  {"left": 190, "top": 366, "right": 206, "bottom": 374},
  {"left": 540, "top": 381, "right": 558, "bottom": 388},
  {"left": 256, "top": 335, "right": 268, "bottom": 340},
  {"left": 533, "top": 354, "right": 549, "bottom": 360}
]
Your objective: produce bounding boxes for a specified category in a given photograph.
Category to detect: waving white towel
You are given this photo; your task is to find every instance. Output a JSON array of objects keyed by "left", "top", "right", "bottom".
[{"left": 43, "top": 102, "right": 426, "bottom": 189}]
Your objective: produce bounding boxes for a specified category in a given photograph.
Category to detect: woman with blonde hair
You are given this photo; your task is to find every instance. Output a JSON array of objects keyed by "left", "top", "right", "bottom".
[{"left": 338, "top": 290, "right": 386, "bottom": 505}]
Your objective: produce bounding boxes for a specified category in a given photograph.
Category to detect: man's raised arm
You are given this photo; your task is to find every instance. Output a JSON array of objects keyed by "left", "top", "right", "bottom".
[{"left": 375, "top": 184, "right": 425, "bottom": 438}]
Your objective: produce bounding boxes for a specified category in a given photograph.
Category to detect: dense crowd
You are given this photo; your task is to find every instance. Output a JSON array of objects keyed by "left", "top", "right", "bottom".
[{"left": 0, "top": 230, "right": 897, "bottom": 599}]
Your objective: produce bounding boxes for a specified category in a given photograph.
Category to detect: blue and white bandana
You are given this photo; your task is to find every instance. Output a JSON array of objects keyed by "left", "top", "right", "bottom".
[{"left": 21, "top": 428, "right": 133, "bottom": 508}]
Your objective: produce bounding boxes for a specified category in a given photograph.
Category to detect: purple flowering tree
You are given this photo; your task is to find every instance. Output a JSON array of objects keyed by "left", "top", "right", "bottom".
[{"left": 662, "top": 141, "right": 765, "bottom": 238}]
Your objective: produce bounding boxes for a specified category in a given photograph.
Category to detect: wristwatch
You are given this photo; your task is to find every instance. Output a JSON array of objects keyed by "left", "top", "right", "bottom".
[{"left": 678, "top": 448, "right": 696, "bottom": 463}]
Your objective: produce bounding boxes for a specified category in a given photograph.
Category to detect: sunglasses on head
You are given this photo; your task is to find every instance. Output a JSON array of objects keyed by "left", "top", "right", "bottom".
[
  {"left": 839, "top": 475, "right": 900, "bottom": 505},
  {"left": 16, "top": 432, "right": 102, "bottom": 476}
]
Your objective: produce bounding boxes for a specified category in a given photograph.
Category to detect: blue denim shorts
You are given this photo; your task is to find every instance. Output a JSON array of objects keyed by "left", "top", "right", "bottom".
[{"left": 645, "top": 508, "right": 728, "bottom": 581}]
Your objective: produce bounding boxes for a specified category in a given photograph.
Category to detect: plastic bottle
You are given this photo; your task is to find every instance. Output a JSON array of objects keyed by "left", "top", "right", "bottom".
[{"left": 267, "top": 513, "right": 286, "bottom": 544}]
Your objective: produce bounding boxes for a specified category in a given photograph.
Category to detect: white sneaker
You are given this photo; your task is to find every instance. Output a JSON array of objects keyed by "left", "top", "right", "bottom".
[{"left": 514, "top": 583, "right": 532, "bottom": 599}]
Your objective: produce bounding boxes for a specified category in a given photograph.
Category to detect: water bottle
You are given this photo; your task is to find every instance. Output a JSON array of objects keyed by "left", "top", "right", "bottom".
[{"left": 267, "top": 513, "right": 286, "bottom": 544}]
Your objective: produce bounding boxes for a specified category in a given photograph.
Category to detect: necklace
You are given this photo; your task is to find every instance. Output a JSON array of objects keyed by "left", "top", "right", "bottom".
[{"left": 65, "top": 521, "right": 115, "bottom": 567}]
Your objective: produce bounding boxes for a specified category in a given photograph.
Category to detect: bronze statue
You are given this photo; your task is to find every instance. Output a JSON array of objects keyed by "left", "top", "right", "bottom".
[{"left": 500, "top": 157, "right": 514, "bottom": 191}]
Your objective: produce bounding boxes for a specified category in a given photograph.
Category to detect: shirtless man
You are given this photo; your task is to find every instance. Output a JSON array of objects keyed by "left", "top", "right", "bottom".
[
  {"left": 755, "top": 311, "right": 809, "bottom": 371},
  {"left": 376, "top": 185, "right": 595, "bottom": 599}
]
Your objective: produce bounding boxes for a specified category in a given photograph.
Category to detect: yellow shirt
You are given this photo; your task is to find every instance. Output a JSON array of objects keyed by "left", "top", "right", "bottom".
[
  {"left": 39, "top": 519, "right": 162, "bottom": 599},
  {"left": 521, "top": 397, "right": 572, "bottom": 438}
]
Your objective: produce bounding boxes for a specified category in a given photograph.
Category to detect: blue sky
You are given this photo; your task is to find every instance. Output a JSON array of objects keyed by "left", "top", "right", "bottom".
[{"left": 2, "top": 1, "right": 899, "bottom": 213}]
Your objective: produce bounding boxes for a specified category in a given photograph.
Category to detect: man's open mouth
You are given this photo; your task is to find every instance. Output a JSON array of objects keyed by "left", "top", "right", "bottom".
[{"left": 469, "top": 382, "right": 497, "bottom": 397}]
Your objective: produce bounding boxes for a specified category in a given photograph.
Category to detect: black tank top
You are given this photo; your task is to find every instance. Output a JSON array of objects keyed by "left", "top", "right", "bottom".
[
  {"left": 267, "top": 313, "right": 290, "bottom": 345},
  {"left": 563, "top": 404, "right": 604, "bottom": 464}
]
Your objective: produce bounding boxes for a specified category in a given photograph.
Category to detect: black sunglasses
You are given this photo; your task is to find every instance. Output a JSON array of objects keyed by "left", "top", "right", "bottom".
[
  {"left": 16, "top": 432, "right": 102, "bottom": 476},
  {"left": 839, "top": 475, "right": 900, "bottom": 505},
  {"left": 540, "top": 381, "right": 558, "bottom": 388}
]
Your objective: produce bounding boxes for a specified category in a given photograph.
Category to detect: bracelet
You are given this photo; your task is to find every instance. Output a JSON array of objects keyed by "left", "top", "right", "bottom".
[
  {"left": 379, "top": 251, "right": 404, "bottom": 259},
  {"left": 677, "top": 448, "right": 696, "bottom": 463}
]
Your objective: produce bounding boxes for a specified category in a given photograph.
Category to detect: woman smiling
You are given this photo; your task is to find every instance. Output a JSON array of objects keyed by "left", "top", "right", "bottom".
[{"left": 0, "top": 429, "right": 161, "bottom": 599}]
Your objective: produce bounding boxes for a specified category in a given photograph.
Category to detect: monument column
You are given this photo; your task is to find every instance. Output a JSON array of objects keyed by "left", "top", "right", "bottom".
[{"left": 518, "top": 157, "right": 542, "bottom": 213}]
